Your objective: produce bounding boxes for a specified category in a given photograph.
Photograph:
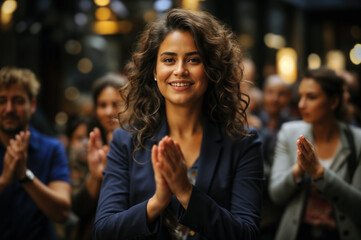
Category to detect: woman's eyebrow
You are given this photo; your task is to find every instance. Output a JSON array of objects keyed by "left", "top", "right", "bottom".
[{"left": 160, "top": 51, "right": 200, "bottom": 56}]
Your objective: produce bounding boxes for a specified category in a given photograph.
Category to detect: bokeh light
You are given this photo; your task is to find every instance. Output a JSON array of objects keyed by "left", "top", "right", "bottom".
[
  {"left": 55, "top": 112, "right": 68, "bottom": 126},
  {"left": 326, "top": 50, "right": 345, "bottom": 72},
  {"left": 264, "top": 33, "right": 286, "bottom": 49},
  {"left": 95, "top": 7, "right": 113, "bottom": 21},
  {"left": 349, "top": 44, "right": 361, "bottom": 65},
  {"left": 65, "top": 40, "right": 82, "bottom": 55},
  {"left": 307, "top": 53, "right": 321, "bottom": 69},
  {"left": 65, "top": 87, "right": 81, "bottom": 101},
  {"left": 276, "top": 47, "right": 297, "bottom": 84},
  {"left": 77, "top": 58, "right": 93, "bottom": 74},
  {"left": 94, "top": 0, "right": 110, "bottom": 7},
  {"left": 1, "top": 0, "right": 17, "bottom": 15}
]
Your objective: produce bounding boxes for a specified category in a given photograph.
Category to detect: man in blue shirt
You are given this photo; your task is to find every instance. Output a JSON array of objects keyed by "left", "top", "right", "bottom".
[{"left": 0, "top": 66, "right": 71, "bottom": 240}]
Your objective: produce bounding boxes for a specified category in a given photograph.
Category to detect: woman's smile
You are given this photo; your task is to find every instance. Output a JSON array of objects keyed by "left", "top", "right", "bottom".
[{"left": 155, "top": 30, "right": 208, "bottom": 107}]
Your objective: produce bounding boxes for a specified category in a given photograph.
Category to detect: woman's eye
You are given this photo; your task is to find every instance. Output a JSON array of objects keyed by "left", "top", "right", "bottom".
[
  {"left": 163, "top": 58, "right": 174, "bottom": 63},
  {"left": 188, "top": 58, "right": 201, "bottom": 63},
  {"left": 307, "top": 95, "right": 317, "bottom": 100}
]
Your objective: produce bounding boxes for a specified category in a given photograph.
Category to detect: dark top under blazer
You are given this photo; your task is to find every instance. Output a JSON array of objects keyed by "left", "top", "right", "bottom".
[{"left": 93, "top": 117, "right": 264, "bottom": 240}]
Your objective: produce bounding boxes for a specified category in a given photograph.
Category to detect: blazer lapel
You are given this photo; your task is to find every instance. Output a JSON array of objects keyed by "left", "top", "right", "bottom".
[
  {"left": 195, "top": 118, "right": 222, "bottom": 194},
  {"left": 149, "top": 119, "right": 169, "bottom": 145},
  {"left": 331, "top": 122, "right": 351, "bottom": 174}
]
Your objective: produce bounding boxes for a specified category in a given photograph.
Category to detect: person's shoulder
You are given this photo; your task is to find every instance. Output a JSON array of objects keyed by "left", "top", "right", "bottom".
[
  {"left": 342, "top": 123, "right": 361, "bottom": 145},
  {"left": 113, "top": 127, "right": 133, "bottom": 138},
  {"left": 111, "top": 127, "right": 135, "bottom": 146},
  {"left": 30, "top": 127, "right": 63, "bottom": 147},
  {"left": 223, "top": 126, "right": 261, "bottom": 147},
  {"left": 349, "top": 124, "right": 361, "bottom": 135}
]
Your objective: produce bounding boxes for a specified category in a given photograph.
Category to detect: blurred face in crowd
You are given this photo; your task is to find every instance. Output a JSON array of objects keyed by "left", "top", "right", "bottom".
[
  {"left": 298, "top": 78, "right": 338, "bottom": 124},
  {"left": 155, "top": 30, "right": 208, "bottom": 109},
  {"left": 95, "top": 86, "right": 123, "bottom": 133},
  {"left": 263, "top": 78, "right": 290, "bottom": 117},
  {"left": 0, "top": 83, "right": 36, "bottom": 135},
  {"left": 69, "top": 122, "right": 89, "bottom": 163}
]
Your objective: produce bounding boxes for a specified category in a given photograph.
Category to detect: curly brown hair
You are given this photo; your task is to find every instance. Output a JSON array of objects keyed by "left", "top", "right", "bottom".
[{"left": 120, "top": 8, "right": 249, "bottom": 154}]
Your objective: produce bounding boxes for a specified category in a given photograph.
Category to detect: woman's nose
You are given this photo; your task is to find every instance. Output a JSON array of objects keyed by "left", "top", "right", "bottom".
[
  {"left": 298, "top": 97, "right": 305, "bottom": 109},
  {"left": 174, "top": 61, "right": 187, "bottom": 76}
]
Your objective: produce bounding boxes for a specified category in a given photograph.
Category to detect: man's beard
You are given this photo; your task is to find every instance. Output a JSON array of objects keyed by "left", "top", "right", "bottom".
[
  {"left": 0, "top": 114, "right": 26, "bottom": 136},
  {"left": 0, "top": 124, "right": 25, "bottom": 135}
]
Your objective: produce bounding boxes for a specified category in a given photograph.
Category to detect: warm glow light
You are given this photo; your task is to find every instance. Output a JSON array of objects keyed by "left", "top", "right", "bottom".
[
  {"left": 326, "top": 50, "right": 345, "bottom": 72},
  {"left": 55, "top": 112, "right": 68, "bottom": 126},
  {"left": 1, "top": 13, "right": 12, "bottom": 25},
  {"left": 94, "top": 0, "right": 110, "bottom": 7},
  {"left": 307, "top": 53, "right": 321, "bottom": 69},
  {"left": 349, "top": 44, "right": 361, "bottom": 65},
  {"left": 92, "top": 20, "right": 132, "bottom": 35},
  {"left": 350, "top": 26, "right": 361, "bottom": 40},
  {"left": 95, "top": 7, "right": 112, "bottom": 21},
  {"left": 64, "top": 87, "right": 80, "bottom": 101},
  {"left": 276, "top": 48, "right": 297, "bottom": 84},
  {"left": 77, "top": 58, "right": 93, "bottom": 74},
  {"left": 1, "top": 0, "right": 17, "bottom": 14},
  {"left": 238, "top": 34, "right": 254, "bottom": 49},
  {"left": 264, "top": 33, "right": 286, "bottom": 49},
  {"left": 144, "top": 10, "right": 157, "bottom": 23},
  {"left": 65, "top": 40, "right": 82, "bottom": 55},
  {"left": 182, "top": 0, "right": 200, "bottom": 10}
]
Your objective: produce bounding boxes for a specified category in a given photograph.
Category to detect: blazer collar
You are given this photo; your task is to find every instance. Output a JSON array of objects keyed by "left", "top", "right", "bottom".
[
  {"left": 306, "top": 121, "right": 351, "bottom": 172},
  {"left": 195, "top": 117, "right": 223, "bottom": 194},
  {"left": 150, "top": 118, "right": 169, "bottom": 144},
  {"left": 332, "top": 122, "right": 352, "bottom": 172}
]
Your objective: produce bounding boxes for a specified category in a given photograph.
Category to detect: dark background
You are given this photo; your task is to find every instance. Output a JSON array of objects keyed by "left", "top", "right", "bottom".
[{"left": 1, "top": 0, "right": 360, "bottom": 134}]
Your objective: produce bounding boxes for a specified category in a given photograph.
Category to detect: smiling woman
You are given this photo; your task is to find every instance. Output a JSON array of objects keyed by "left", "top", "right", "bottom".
[
  {"left": 155, "top": 30, "right": 208, "bottom": 111},
  {"left": 93, "top": 8, "right": 264, "bottom": 240}
]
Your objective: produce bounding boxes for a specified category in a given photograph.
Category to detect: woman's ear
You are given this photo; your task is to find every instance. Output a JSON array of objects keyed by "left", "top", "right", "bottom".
[{"left": 153, "top": 71, "right": 157, "bottom": 81}]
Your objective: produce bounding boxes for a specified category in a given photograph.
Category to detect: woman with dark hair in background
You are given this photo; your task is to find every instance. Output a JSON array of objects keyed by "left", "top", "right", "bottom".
[
  {"left": 69, "top": 73, "right": 127, "bottom": 240},
  {"left": 93, "top": 8, "right": 263, "bottom": 240},
  {"left": 90, "top": 73, "right": 127, "bottom": 144},
  {"left": 269, "top": 67, "right": 361, "bottom": 240}
]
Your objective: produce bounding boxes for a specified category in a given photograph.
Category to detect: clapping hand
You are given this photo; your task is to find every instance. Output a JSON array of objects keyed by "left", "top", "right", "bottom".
[
  {"left": 148, "top": 136, "right": 193, "bottom": 222},
  {"left": 0, "top": 131, "right": 31, "bottom": 191},
  {"left": 153, "top": 136, "right": 192, "bottom": 208},
  {"left": 297, "top": 135, "right": 324, "bottom": 180},
  {"left": 88, "top": 127, "right": 109, "bottom": 181}
]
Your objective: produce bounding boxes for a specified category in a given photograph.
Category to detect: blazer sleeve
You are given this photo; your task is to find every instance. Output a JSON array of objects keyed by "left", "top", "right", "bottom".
[
  {"left": 179, "top": 131, "right": 264, "bottom": 240},
  {"left": 312, "top": 126, "right": 361, "bottom": 225},
  {"left": 269, "top": 123, "right": 302, "bottom": 205},
  {"left": 92, "top": 130, "right": 159, "bottom": 240}
]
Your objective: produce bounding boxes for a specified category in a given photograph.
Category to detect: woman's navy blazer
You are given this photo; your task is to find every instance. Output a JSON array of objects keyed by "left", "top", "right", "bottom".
[{"left": 93, "top": 117, "right": 264, "bottom": 240}]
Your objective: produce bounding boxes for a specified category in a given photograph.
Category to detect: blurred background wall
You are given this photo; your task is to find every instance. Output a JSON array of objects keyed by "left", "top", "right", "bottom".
[{"left": 1, "top": 0, "right": 360, "bottom": 134}]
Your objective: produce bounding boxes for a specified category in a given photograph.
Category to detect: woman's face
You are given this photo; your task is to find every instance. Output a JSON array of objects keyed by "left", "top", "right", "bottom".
[
  {"left": 154, "top": 30, "right": 208, "bottom": 109},
  {"left": 69, "top": 123, "right": 88, "bottom": 162},
  {"left": 95, "top": 86, "right": 122, "bottom": 133},
  {"left": 298, "top": 78, "right": 338, "bottom": 124}
]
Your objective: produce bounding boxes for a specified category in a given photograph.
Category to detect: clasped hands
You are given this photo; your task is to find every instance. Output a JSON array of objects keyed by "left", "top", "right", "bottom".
[
  {"left": 294, "top": 135, "right": 324, "bottom": 180},
  {"left": 151, "top": 136, "right": 192, "bottom": 211},
  {"left": 2, "top": 131, "right": 31, "bottom": 185}
]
